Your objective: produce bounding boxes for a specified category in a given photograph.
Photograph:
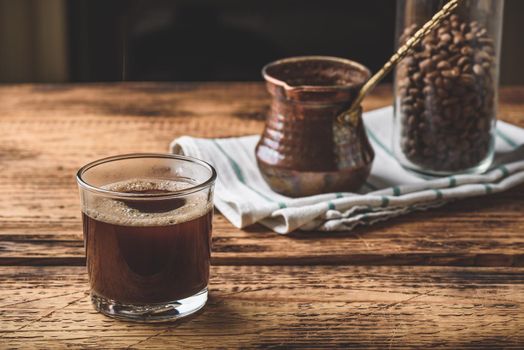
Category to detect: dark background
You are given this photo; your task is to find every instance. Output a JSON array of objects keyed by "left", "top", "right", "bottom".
[
  {"left": 0, "top": 0, "right": 522, "bottom": 84},
  {"left": 68, "top": 0, "right": 396, "bottom": 82}
]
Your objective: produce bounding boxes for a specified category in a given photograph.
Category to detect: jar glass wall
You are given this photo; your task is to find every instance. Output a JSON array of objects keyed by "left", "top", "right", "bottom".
[{"left": 393, "top": 0, "right": 504, "bottom": 175}]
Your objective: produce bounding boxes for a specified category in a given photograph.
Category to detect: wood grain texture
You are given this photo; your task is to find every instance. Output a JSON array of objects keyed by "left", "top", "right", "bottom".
[
  {"left": 0, "top": 83, "right": 523, "bottom": 266},
  {"left": 1, "top": 265, "right": 523, "bottom": 349}
]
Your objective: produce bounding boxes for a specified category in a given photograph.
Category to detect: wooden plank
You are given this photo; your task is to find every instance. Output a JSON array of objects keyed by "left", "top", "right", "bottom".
[
  {"left": 2, "top": 193, "right": 524, "bottom": 267},
  {"left": 0, "top": 83, "right": 523, "bottom": 266},
  {"left": 0, "top": 265, "right": 523, "bottom": 348}
]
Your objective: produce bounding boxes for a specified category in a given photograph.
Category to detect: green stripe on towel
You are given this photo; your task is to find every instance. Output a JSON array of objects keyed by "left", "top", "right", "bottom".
[
  {"left": 366, "top": 128, "right": 394, "bottom": 157},
  {"left": 212, "top": 140, "right": 275, "bottom": 203},
  {"left": 498, "top": 165, "right": 509, "bottom": 177},
  {"left": 496, "top": 128, "right": 518, "bottom": 149}
]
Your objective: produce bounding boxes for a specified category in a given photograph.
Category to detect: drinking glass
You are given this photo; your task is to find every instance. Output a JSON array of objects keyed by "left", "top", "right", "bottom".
[
  {"left": 393, "top": 0, "right": 504, "bottom": 175},
  {"left": 76, "top": 153, "right": 216, "bottom": 322}
]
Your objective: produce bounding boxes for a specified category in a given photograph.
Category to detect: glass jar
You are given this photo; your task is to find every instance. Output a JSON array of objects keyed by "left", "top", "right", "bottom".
[{"left": 393, "top": 0, "right": 504, "bottom": 175}]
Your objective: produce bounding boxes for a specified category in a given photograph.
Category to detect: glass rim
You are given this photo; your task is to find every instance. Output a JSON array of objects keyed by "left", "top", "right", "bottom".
[{"left": 76, "top": 153, "right": 217, "bottom": 199}]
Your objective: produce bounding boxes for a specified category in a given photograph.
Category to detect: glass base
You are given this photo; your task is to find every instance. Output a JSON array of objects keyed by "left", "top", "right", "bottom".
[
  {"left": 91, "top": 288, "right": 208, "bottom": 323},
  {"left": 398, "top": 150, "right": 495, "bottom": 178}
]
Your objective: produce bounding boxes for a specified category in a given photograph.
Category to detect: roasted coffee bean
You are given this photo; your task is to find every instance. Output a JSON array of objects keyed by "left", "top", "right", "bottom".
[
  {"left": 440, "top": 33, "right": 452, "bottom": 43},
  {"left": 419, "top": 59, "right": 433, "bottom": 73},
  {"left": 437, "top": 61, "right": 451, "bottom": 70},
  {"left": 436, "top": 88, "right": 448, "bottom": 98},
  {"left": 453, "top": 34, "right": 464, "bottom": 45},
  {"left": 457, "top": 56, "right": 470, "bottom": 67},
  {"left": 441, "top": 70, "right": 455, "bottom": 79},
  {"left": 475, "top": 51, "right": 492, "bottom": 62},
  {"left": 448, "top": 54, "right": 461, "bottom": 64},
  {"left": 473, "top": 64, "right": 484, "bottom": 76},
  {"left": 479, "top": 38, "right": 494, "bottom": 46},
  {"left": 396, "top": 15, "right": 496, "bottom": 172},
  {"left": 461, "top": 46, "right": 473, "bottom": 56},
  {"left": 465, "top": 32, "right": 475, "bottom": 41},
  {"left": 462, "top": 63, "right": 473, "bottom": 73},
  {"left": 476, "top": 28, "right": 488, "bottom": 38}
]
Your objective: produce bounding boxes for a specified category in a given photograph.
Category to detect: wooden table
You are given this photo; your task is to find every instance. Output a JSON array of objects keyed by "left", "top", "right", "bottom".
[{"left": 1, "top": 83, "right": 523, "bottom": 349}]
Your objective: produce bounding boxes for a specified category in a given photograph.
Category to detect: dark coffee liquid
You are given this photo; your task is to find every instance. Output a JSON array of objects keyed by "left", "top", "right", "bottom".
[{"left": 83, "top": 182, "right": 212, "bottom": 304}]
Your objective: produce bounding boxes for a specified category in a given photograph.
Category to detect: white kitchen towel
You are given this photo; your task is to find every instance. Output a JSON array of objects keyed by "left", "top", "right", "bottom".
[{"left": 170, "top": 106, "right": 524, "bottom": 234}]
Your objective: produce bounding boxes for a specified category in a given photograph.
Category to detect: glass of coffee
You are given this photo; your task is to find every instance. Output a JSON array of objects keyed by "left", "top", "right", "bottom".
[{"left": 76, "top": 153, "right": 216, "bottom": 322}]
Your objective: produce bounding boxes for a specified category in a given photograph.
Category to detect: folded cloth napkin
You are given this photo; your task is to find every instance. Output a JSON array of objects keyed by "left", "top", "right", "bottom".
[{"left": 171, "top": 106, "right": 524, "bottom": 234}]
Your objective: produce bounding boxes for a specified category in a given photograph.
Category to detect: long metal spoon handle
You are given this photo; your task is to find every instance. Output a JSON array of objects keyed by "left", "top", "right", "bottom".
[{"left": 337, "top": 0, "right": 460, "bottom": 125}]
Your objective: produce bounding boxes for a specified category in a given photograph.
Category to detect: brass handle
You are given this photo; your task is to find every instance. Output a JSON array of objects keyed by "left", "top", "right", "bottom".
[{"left": 337, "top": 0, "right": 460, "bottom": 125}]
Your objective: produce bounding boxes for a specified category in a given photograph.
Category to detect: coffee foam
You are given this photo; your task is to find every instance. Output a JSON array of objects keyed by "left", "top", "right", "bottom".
[{"left": 83, "top": 179, "right": 212, "bottom": 227}]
